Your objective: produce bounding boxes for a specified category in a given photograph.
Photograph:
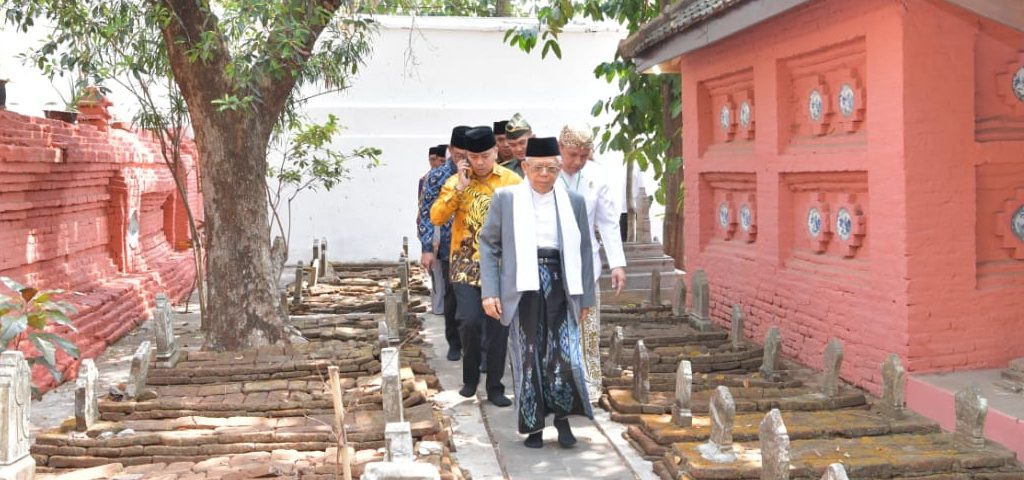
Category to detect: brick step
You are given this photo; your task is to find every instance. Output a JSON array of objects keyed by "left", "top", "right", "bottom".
[
  {"left": 626, "top": 409, "right": 940, "bottom": 459},
  {"left": 100, "top": 373, "right": 438, "bottom": 421},
  {"left": 662, "top": 433, "right": 1024, "bottom": 480},
  {"left": 599, "top": 327, "right": 729, "bottom": 348},
  {"left": 32, "top": 404, "right": 443, "bottom": 469},
  {"left": 603, "top": 344, "right": 765, "bottom": 374},
  {"left": 604, "top": 370, "right": 805, "bottom": 392},
  {"left": 603, "top": 387, "right": 867, "bottom": 421}
]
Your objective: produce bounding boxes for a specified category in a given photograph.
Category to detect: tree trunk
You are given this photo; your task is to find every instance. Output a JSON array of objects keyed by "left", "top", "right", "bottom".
[
  {"left": 192, "top": 110, "right": 286, "bottom": 350},
  {"left": 661, "top": 80, "right": 684, "bottom": 268}
]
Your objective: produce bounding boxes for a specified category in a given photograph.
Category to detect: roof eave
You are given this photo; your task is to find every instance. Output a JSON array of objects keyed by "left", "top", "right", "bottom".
[{"left": 624, "top": 0, "right": 814, "bottom": 73}]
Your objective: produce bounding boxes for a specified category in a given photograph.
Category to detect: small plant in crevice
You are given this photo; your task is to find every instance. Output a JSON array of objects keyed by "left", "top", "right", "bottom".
[{"left": 0, "top": 276, "right": 79, "bottom": 395}]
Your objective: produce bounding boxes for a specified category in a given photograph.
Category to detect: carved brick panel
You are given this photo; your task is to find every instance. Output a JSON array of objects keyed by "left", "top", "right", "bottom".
[{"left": 780, "top": 38, "right": 867, "bottom": 149}]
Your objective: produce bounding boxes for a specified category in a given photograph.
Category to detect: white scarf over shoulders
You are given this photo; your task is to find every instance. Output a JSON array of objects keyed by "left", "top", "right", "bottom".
[{"left": 510, "top": 182, "right": 584, "bottom": 295}]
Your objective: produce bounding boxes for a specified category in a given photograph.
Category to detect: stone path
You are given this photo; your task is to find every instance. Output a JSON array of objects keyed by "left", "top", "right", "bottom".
[{"left": 420, "top": 312, "right": 658, "bottom": 480}]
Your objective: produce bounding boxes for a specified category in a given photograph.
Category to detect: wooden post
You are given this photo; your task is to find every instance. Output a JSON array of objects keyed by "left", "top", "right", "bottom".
[{"left": 329, "top": 366, "right": 352, "bottom": 480}]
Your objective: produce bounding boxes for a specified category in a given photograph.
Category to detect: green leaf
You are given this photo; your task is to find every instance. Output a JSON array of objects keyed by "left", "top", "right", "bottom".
[
  {"left": 0, "top": 277, "right": 25, "bottom": 294},
  {"left": 35, "top": 332, "right": 79, "bottom": 359},
  {"left": 28, "top": 333, "right": 56, "bottom": 367},
  {"left": 0, "top": 314, "right": 27, "bottom": 348}
]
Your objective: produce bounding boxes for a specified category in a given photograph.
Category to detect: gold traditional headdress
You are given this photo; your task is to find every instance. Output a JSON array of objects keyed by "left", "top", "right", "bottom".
[{"left": 558, "top": 124, "right": 595, "bottom": 149}]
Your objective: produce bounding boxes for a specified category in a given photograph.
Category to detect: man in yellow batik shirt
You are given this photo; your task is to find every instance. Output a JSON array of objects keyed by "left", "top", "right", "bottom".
[{"left": 431, "top": 125, "right": 521, "bottom": 407}]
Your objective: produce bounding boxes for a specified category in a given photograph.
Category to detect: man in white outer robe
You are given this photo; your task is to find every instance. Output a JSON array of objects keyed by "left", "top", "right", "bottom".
[{"left": 558, "top": 125, "right": 626, "bottom": 402}]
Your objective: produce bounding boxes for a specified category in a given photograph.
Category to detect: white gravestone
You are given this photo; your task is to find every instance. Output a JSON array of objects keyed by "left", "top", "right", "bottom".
[
  {"left": 75, "top": 359, "right": 99, "bottom": 431},
  {"left": 0, "top": 351, "right": 34, "bottom": 480}
]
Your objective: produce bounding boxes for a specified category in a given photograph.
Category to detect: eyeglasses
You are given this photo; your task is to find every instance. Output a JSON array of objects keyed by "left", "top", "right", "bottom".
[{"left": 528, "top": 165, "right": 561, "bottom": 174}]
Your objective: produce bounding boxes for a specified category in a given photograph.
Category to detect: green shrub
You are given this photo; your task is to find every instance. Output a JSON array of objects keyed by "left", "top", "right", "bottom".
[{"left": 0, "top": 277, "right": 80, "bottom": 387}]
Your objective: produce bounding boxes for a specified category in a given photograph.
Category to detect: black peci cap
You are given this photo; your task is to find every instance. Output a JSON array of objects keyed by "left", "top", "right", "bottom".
[
  {"left": 493, "top": 120, "right": 509, "bottom": 135},
  {"left": 450, "top": 126, "right": 471, "bottom": 149},
  {"left": 437, "top": 144, "right": 448, "bottom": 157},
  {"left": 463, "top": 126, "right": 497, "bottom": 153},
  {"left": 526, "top": 137, "right": 560, "bottom": 157}
]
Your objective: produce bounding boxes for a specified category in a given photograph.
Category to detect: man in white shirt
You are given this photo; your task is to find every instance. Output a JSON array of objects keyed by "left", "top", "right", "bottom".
[{"left": 558, "top": 125, "right": 627, "bottom": 402}]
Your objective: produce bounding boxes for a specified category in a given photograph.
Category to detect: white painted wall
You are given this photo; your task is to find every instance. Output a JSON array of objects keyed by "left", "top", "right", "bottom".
[
  {"left": 0, "top": 15, "right": 664, "bottom": 263},
  {"left": 287, "top": 16, "right": 663, "bottom": 262}
]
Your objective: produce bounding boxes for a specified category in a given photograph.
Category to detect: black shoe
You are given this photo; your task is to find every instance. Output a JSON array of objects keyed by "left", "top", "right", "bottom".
[
  {"left": 554, "top": 418, "right": 577, "bottom": 447},
  {"left": 458, "top": 385, "right": 476, "bottom": 398},
  {"left": 446, "top": 348, "right": 461, "bottom": 361},
  {"left": 488, "top": 393, "right": 512, "bottom": 407},
  {"left": 524, "top": 432, "right": 543, "bottom": 448},
  {"left": 480, "top": 358, "right": 488, "bottom": 373}
]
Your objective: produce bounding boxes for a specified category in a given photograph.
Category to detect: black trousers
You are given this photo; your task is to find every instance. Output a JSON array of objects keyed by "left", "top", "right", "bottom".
[
  {"left": 453, "top": 283, "right": 508, "bottom": 396},
  {"left": 619, "top": 212, "right": 629, "bottom": 242},
  {"left": 440, "top": 259, "right": 460, "bottom": 351}
]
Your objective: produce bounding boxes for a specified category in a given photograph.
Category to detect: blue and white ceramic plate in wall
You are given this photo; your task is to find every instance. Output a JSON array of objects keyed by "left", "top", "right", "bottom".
[
  {"left": 807, "top": 206, "right": 822, "bottom": 238},
  {"left": 740, "top": 204, "right": 752, "bottom": 231},
  {"left": 1013, "top": 66, "right": 1024, "bottom": 103},
  {"left": 838, "top": 84, "right": 855, "bottom": 118},
  {"left": 739, "top": 101, "right": 751, "bottom": 129},
  {"left": 1012, "top": 205, "right": 1024, "bottom": 241},
  {"left": 836, "top": 207, "right": 852, "bottom": 241},
  {"left": 718, "top": 203, "right": 730, "bottom": 228},
  {"left": 809, "top": 89, "right": 824, "bottom": 122},
  {"left": 720, "top": 105, "right": 731, "bottom": 131}
]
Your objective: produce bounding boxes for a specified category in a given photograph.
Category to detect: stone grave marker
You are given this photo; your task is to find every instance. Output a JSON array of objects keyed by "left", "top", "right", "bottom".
[
  {"left": 75, "top": 359, "right": 99, "bottom": 431},
  {"left": 398, "top": 259, "right": 410, "bottom": 307},
  {"left": 820, "top": 338, "right": 844, "bottom": 397},
  {"left": 311, "top": 239, "right": 321, "bottom": 285},
  {"left": 402, "top": 236, "right": 409, "bottom": 258},
  {"left": 673, "top": 278, "right": 687, "bottom": 317},
  {"left": 319, "top": 237, "right": 328, "bottom": 280},
  {"left": 697, "top": 385, "right": 736, "bottom": 463},
  {"left": 606, "top": 326, "right": 624, "bottom": 377},
  {"left": 382, "top": 347, "right": 404, "bottom": 423},
  {"left": 293, "top": 261, "right": 304, "bottom": 305},
  {"left": 649, "top": 270, "right": 661, "bottom": 306},
  {"left": 633, "top": 340, "right": 650, "bottom": 404},
  {"left": 879, "top": 353, "right": 906, "bottom": 417},
  {"left": 954, "top": 383, "right": 988, "bottom": 449},
  {"left": 279, "top": 289, "right": 289, "bottom": 320},
  {"left": 384, "top": 292, "right": 401, "bottom": 342},
  {"left": 362, "top": 462, "right": 441, "bottom": 480},
  {"left": 153, "top": 293, "right": 179, "bottom": 368},
  {"left": 759, "top": 408, "right": 790, "bottom": 480},
  {"left": 820, "top": 463, "right": 849, "bottom": 480},
  {"left": 0, "top": 351, "right": 34, "bottom": 478},
  {"left": 730, "top": 304, "right": 744, "bottom": 351},
  {"left": 378, "top": 319, "right": 391, "bottom": 349},
  {"left": 636, "top": 187, "right": 652, "bottom": 244},
  {"left": 385, "top": 421, "right": 414, "bottom": 463},
  {"left": 760, "top": 327, "right": 782, "bottom": 380},
  {"left": 671, "top": 360, "right": 693, "bottom": 427},
  {"left": 690, "top": 270, "right": 711, "bottom": 331},
  {"left": 125, "top": 341, "right": 153, "bottom": 399}
]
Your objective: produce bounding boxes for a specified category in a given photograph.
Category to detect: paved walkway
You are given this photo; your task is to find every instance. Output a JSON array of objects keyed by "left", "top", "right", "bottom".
[{"left": 421, "top": 312, "right": 658, "bottom": 480}]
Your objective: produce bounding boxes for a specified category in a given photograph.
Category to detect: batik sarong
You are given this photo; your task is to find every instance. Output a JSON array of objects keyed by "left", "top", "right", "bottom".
[
  {"left": 509, "top": 257, "right": 593, "bottom": 434},
  {"left": 581, "top": 288, "right": 602, "bottom": 402}
]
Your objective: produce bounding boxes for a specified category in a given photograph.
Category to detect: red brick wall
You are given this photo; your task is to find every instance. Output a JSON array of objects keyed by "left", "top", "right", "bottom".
[
  {"left": 0, "top": 109, "right": 201, "bottom": 392},
  {"left": 677, "top": 0, "right": 908, "bottom": 394},
  {"left": 901, "top": 0, "right": 1024, "bottom": 375},
  {"left": 675, "top": 0, "right": 1024, "bottom": 395}
]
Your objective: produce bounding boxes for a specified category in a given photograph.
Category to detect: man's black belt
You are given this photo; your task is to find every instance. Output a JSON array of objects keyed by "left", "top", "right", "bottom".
[{"left": 537, "top": 248, "right": 560, "bottom": 264}]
